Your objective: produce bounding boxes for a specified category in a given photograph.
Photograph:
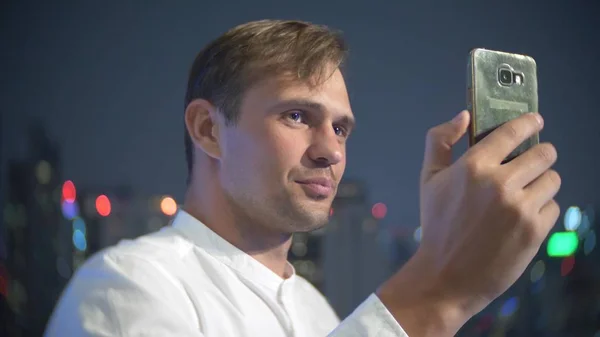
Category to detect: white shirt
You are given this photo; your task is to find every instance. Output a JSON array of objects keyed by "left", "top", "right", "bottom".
[{"left": 45, "top": 210, "right": 408, "bottom": 336}]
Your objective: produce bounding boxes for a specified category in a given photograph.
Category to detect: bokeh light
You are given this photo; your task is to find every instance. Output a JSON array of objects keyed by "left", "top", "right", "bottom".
[
  {"left": 371, "top": 202, "right": 387, "bottom": 219},
  {"left": 584, "top": 230, "right": 596, "bottom": 255},
  {"left": 578, "top": 213, "right": 591, "bottom": 236},
  {"left": 35, "top": 161, "right": 51, "bottom": 185},
  {"left": 160, "top": 196, "right": 177, "bottom": 216},
  {"left": 62, "top": 180, "right": 76, "bottom": 203},
  {"left": 500, "top": 297, "right": 519, "bottom": 318},
  {"left": 95, "top": 195, "right": 111, "bottom": 217},
  {"left": 561, "top": 256, "right": 575, "bottom": 276},
  {"left": 61, "top": 200, "right": 79, "bottom": 220},
  {"left": 564, "top": 206, "right": 582, "bottom": 231},
  {"left": 547, "top": 232, "right": 578, "bottom": 257},
  {"left": 530, "top": 260, "right": 545, "bottom": 283},
  {"left": 72, "top": 229, "right": 87, "bottom": 251}
]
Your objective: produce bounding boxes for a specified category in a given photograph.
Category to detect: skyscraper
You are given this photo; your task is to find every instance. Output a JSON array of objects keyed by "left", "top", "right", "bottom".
[{"left": 3, "top": 125, "right": 72, "bottom": 336}]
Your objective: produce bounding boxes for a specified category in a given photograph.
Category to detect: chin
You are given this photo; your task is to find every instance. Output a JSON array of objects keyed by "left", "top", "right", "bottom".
[
  {"left": 291, "top": 219, "right": 328, "bottom": 233},
  {"left": 290, "top": 208, "right": 330, "bottom": 232},
  {"left": 277, "top": 192, "right": 332, "bottom": 231}
]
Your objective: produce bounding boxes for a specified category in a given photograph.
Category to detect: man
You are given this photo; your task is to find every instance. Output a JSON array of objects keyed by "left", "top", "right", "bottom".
[{"left": 45, "top": 20, "right": 560, "bottom": 336}]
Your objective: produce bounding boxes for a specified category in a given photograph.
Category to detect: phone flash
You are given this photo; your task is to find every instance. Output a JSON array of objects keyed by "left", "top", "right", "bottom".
[{"left": 514, "top": 74, "right": 523, "bottom": 85}]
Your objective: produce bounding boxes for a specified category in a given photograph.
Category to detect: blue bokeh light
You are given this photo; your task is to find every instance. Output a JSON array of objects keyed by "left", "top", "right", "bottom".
[
  {"left": 500, "top": 297, "right": 519, "bottom": 318},
  {"left": 564, "top": 206, "right": 582, "bottom": 231},
  {"left": 584, "top": 230, "right": 596, "bottom": 255},
  {"left": 61, "top": 200, "right": 79, "bottom": 220},
  {"left": 72, "top": 229, "right": 87, "bottom": 251}
]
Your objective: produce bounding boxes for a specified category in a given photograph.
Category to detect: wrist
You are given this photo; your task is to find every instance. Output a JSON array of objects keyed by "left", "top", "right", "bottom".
[{"left": 376, "top": 251, "right": 473, "bottom": 337}]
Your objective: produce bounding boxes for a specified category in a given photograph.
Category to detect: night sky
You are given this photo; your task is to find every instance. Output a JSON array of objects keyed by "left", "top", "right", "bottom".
[{"left": 2, "top": 0, "right": 599, "bottom": 229}]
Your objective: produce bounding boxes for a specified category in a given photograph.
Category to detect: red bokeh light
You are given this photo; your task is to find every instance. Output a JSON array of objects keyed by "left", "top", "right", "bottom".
[
  {"left": 560, "top": 256, "right": 575, "bottom": 276},
  {"left": 96, "top": 195, "right": 111, "bottom": 217},
  {"left": 62, "top": 180, "right": 76, "bottom": 203},
  {"left": 371, "top": 202, "right": 387, "bottom": 219}
]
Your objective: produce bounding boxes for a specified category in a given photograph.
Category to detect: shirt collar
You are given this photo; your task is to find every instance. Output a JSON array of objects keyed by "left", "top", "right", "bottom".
[{"left": 170, "top": 209, "right": 296, "bottom": 291}]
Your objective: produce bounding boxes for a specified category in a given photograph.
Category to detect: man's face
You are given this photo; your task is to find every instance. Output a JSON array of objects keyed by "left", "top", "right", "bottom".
[{"left": 218, "top": 68, "right": 354, "bottom": 233}]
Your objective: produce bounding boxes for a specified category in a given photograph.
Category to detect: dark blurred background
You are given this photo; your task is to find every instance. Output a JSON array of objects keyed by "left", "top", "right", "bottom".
[{"left": 1, "top": 1, "right": 599, "bottom": 336}]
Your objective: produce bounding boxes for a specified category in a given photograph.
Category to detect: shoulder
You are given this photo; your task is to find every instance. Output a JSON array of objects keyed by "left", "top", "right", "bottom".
[
  {"left": 105, "top": 226, "right": 194, "bottom": 262},
  {"left": 72, "top": 226, "right": 196, "bottom": 295},
  {"left": 45, "top": 227, "right": 199, "bottom": 336},
  {"left": 75, "top": 227, "right": 191, "bottom": 282}
]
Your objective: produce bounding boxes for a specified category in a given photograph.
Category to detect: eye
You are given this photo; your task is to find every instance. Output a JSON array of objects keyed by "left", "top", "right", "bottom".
[
  {"left": 333, "top": 125, "right": 348, "bottom": 137},
  {"left": 286, "top": 111, "right": 306, "bottom": 124}
]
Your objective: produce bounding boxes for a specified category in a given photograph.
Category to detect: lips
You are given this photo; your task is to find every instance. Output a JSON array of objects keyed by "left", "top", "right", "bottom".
[{"left": 296, "top": 178, "right": 335, "bottom": 197}]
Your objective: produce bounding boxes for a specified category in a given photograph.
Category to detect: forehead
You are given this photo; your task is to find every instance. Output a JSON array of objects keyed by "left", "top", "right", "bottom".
[{"left": 239, "top": 69, "right": 354, "bottom": 119}]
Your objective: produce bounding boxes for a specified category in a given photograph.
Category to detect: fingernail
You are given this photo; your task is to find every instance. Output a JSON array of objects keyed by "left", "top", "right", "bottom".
[
  {"left": 452, "top": 111, "right": 465, "bottom": 124},
  {"left": 533, "top": 113, "right": 544, "bottom": 127}
]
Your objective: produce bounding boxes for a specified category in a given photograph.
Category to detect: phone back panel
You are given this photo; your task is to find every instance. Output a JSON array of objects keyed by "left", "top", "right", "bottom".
[{"left": 467, "top": 48, "right": 539, "bottom": 161}]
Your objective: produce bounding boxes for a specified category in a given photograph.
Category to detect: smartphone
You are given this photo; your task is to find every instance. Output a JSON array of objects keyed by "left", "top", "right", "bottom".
[{"left": 467, "top": 48, "right": 539, "bottom": 163}]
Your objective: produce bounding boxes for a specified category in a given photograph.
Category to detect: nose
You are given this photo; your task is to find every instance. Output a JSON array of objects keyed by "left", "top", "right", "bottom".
[{"left": 306, "top": 125, "right": 343, "bottom": 167}]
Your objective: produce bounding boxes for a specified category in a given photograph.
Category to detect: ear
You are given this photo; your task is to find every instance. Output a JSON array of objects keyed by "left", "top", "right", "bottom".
[{"left": 184, "top": 99, "right": 222, "bottom": 160}]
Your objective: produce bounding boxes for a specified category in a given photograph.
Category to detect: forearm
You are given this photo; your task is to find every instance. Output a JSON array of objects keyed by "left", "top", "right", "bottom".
[{"left": 375, "top": 253, "right": 472, "bottom": 337}]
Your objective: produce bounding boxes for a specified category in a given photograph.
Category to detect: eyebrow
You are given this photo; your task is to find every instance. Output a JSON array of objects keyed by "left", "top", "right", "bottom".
[{"left": 271, "top": 98, "right": 356, "bottom": 129}]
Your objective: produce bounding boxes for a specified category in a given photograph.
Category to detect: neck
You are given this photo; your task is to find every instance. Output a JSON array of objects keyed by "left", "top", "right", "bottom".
[{"left": 182, "top": 174, "right": 293, "bottom": 279}]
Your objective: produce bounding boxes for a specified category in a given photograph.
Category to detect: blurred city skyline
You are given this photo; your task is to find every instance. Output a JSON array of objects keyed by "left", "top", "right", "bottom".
[{"left": 3, "top": 1, "right": 600, "bottom": 231}]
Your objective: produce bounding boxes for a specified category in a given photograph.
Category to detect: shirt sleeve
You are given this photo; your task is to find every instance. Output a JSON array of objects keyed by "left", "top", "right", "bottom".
[
  {"left": 44, "top": 252, "right": 205, "bottom": 337},
  {"left": 327, "top": 293, "right": 409, "bottom": 337}
]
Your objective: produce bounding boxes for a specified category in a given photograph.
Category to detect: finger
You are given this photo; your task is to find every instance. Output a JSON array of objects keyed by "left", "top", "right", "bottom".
[
  {"left": 538, "top": 199, "right": 561, "bottom": 234},
  {"left": 471, "top": 113, "right": 543, "bottom": 164},
  {"left": 524, "top": 169, "right": 562, "bottom": 211},
  {"left": 421, "top": 110, "right": 470, "bottom": 183},
  {"left": 503, "top": 143, "right": 557, "bottom": 188}
]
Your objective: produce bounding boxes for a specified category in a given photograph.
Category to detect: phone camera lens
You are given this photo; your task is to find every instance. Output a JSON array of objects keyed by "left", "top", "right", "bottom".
[{"left": 499, "top": 69, "right": 513, "bottom": 85}]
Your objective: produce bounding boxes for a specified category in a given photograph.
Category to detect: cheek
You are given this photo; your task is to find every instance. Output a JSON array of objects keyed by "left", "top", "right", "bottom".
[
  {"left": 220, "top": 131, "right": 264, "bottom": 191},
  {"left": 222, "top": 127, "right": 301, "bottom": 187},
  {"left": 268, "top": 127, "right": 307, "bottom": 172}
]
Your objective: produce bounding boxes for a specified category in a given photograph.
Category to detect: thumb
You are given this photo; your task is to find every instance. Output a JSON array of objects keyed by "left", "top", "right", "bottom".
[{"left": 420, "top": 110, "right": 470, "bottom": 183}]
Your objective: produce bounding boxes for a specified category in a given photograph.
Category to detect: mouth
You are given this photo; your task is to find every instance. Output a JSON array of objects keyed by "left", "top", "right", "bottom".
[{"left": 295, "top": 178, "right": 335, "bottom": 198}]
